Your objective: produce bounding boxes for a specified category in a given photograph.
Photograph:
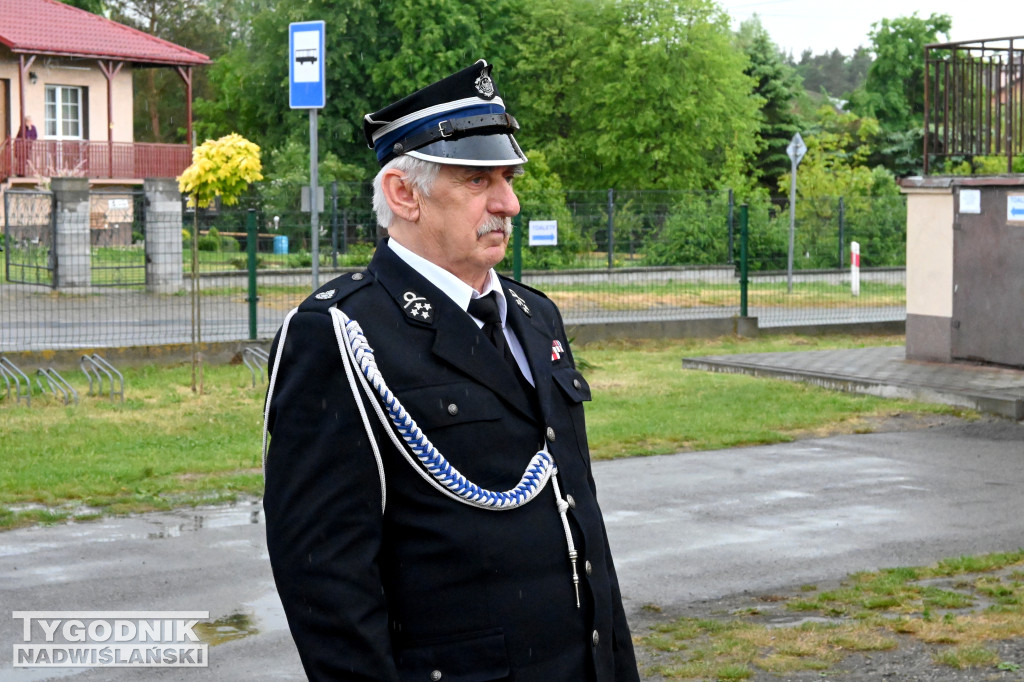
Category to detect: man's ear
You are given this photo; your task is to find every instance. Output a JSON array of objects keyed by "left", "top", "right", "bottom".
[{"left": 381, "top": 168, "right": 420, "bottom": 223}]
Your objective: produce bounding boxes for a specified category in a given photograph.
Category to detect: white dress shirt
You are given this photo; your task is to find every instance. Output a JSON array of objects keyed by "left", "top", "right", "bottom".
[{"left": 388, "top": 239, "right": 534, "bottom": 385}]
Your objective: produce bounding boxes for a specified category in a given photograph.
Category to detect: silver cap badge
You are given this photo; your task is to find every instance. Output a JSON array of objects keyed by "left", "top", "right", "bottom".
[{"left": 475, "top": 68, "right": 496, "bottom": 100}]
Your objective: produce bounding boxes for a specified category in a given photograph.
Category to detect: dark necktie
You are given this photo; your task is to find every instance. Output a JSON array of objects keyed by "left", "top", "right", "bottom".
[
  {"left": 468, "top": 292, "right": 540, "bottom": 415},
  {"left": 468, "top": 292, "right": 511, "bottom": 360}
]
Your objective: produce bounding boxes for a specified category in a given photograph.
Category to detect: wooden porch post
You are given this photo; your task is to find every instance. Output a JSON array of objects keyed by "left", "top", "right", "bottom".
[
  {"left": 176, "top": 66, "right": 194, "bottom": 147},
  {"left": 98, "top": 60, "right": 124, "bottom": 178},
  {"left": 14, "top": 54, "right": 36, "bottom": 177},
  {"left": 17, "top": 54, "right": 36, "bottom": 132}
]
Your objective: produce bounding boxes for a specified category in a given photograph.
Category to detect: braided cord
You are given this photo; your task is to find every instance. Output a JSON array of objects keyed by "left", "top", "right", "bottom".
[
  {"left": 332, "top": 308, "right": 556, "bottom": 511},
  {"left": 264, "top": 306, "right": 578, "bottom": 606}
]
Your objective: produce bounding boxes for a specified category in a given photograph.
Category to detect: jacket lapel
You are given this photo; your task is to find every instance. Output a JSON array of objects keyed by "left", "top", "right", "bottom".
[
  {"left": 370, "top": 244, "right": 537, "bottom": 421},
  {"left": 502, "top": 282, "right": 557, "bottom": 419}
]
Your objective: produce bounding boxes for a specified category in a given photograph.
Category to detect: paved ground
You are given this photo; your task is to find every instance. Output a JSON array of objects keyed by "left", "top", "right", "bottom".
[
  {"left": 684, "top": 345, "right": 1024, "bottom": 420},
  {"left": 2, "top": 348, "right": 1023, "bottom": 681}
]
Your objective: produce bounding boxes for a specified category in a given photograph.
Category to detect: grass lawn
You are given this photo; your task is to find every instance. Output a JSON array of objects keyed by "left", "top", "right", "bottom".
[
  {"left": 0, "top": 333, "right": 971, "bottom": 529},
  {"left": 580, "top": 334, "right": 960, "bottom": 460},
  {"left": 639, "top": 550, "right": 1024, "bottom": 680}
]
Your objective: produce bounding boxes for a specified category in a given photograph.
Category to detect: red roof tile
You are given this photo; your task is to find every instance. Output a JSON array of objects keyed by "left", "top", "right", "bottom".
[{"left": 0, "top": 0, "right": 210, "bottom": 66}]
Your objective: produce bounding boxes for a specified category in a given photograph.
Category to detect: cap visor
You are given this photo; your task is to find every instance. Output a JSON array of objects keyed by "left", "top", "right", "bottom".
[{"left": 406, "top": 134, "right": 527, "bottom": 166}]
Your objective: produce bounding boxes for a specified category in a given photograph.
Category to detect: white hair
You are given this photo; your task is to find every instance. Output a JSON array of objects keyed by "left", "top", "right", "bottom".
[{"left": 372, "top": 155, "right": 441, "bottom": 229}]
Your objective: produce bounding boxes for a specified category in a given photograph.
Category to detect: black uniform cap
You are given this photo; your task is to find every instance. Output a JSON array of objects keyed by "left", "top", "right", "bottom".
[{"left": 363, "top": 59, "right": 527, "bottom": 168}]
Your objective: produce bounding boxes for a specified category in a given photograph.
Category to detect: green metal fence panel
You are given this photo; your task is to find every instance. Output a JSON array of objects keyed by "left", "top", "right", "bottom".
[{"left": 0, "top": 183, "right": 906, "bottom": 353}]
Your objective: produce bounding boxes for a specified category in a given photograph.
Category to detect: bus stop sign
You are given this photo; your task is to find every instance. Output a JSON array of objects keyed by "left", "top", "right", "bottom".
[{"left": 289, "top": 21, "right": 325, "bottom": 109}]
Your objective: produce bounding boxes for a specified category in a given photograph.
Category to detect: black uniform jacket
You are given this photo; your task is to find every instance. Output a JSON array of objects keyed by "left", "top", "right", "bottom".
[{"left": 264, "top": 240, "right": 639, "bottom": 682}]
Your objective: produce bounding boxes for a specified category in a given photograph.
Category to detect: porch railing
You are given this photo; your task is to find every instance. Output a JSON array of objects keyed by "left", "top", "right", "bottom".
[
  {"left": 924, "top": 36, "right": 1023, "bottom": 174},
  {"left": 1, "top": 138, "right": 191, "bottom": 182}
]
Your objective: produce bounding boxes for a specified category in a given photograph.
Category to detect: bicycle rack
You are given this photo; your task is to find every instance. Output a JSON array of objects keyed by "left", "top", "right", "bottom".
[
  {"left": 242, "top": 347, "right": 270, "bottom": 387},
  {"left": 80, "top": 354, "right": 124, "bottom": 403},
  {"left": 35, "top": 368, "right": 79, "bottom": 406},
  {"left": 0, "top": 356, "right": 31, "bottom": 406}
]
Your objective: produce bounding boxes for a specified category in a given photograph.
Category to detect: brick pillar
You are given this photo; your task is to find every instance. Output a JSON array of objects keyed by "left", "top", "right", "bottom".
[
  {"left": 144, "top": 178, "right": 184, "bottom": 294},
  {"left": 51, "top": 177, "right": 91, "bottom": 292}
]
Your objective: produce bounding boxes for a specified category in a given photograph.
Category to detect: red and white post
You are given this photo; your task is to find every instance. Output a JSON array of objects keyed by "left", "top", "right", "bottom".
[{"left": 850, "top": 241, "right": 860, "bottom": 297}]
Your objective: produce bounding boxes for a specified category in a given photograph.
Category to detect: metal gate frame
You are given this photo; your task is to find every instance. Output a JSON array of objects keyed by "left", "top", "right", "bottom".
[
  {"left": 88, "top": 188, "right": 148, "bottom": 288},
  {"left": 2, "top": 188, "right": 55, "bottom": 287}
]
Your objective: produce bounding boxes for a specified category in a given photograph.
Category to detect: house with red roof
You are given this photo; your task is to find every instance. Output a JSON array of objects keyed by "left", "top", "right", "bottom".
[{"left": 0, "top": 0, "right": 210, "bottom": 187}]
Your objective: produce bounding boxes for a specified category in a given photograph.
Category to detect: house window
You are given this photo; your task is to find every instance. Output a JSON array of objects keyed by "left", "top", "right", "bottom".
[{"left": 45, "top": 85, "right": 84, "bottom": 140}]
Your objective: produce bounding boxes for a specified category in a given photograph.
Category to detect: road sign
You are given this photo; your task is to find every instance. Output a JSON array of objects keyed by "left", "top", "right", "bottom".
[
  {"left": 785, "top": 132, "right": 806, "bottom": 293},
  {"left": 786, "top": 132, "right": 806, "bottom": 166},
  {"left": 289, "top": 21, "right": 325, "bottom": 109}
]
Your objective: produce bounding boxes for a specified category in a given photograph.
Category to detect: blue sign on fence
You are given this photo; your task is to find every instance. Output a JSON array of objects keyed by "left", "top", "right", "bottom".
[
  {"left": 529, "top": 220, "right": 558, "bottom": 246},
  {"left": 289, "top": 21, "right": 326, "bottom": 109},
  {"left": 1008, "top": 195, "right": 1024, "bottom": 223}
]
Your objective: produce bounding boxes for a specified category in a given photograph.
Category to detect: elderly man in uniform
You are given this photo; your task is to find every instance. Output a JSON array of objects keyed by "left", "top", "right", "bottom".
[{"left": 263, "top": 59, "right": 640, "bottom": 682}]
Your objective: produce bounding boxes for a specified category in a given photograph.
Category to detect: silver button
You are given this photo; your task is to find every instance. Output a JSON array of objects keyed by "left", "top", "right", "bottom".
[
  {"left": 546, "top": 427, "right": 556, "bottom": 442},
  {"left": 573, "top": 378, "right": 582, "bottom": 389},
  {"left": 592, "top": 630, "right": 600, "bottom": 646},
  {"left": 352, "top": 272, "right": 365, "bottom": 280},
  {"left": 566, "top": 494, "right": 576, "bottom": 509},
  {"left": 447, "top": 403, "right": 459, "bottom": 416},
  {"left": 585, "top": 560, "right": 592, "bottom": 576},
  {"left": 430, "top": 671, "right": 442, "bottom": 681}
]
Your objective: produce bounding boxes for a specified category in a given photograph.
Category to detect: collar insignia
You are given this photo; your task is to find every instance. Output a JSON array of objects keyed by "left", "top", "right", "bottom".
[
  {"left": 475, "top": 67, "right": 496, "bottom": 100},
  {"left": 314, "top": 289, "right": 336, "bottom": 300},
  {"left": 401, "top": 290, "right": 434, "bottom": 323},
  {"left": 508, "top": 288, "right": 531, "bottom": 316},
  {"left": 551, "top": 340, "right": 565, "bottom": 362}
]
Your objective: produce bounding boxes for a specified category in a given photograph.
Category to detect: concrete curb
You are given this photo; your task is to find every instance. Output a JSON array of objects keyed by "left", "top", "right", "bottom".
[{"left": 681, "top": 356, "right": 1024, "bottom": 420}]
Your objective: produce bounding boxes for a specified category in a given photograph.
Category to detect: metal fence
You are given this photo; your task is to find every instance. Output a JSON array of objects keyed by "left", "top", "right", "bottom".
[
  {"left": 923, "top": 35, "right": 1024, "bottom": 174},
  {"left": 0, "top": 185, "right": 907, "bottom": 352}
]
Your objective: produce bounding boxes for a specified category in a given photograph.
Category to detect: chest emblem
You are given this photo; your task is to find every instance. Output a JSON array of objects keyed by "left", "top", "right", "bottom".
[
  {"left": 508, "top": 288, "right": 531, "bottom": 316},
  {"left": 401, "top": 290, "right": 434, "bottom": 323}
]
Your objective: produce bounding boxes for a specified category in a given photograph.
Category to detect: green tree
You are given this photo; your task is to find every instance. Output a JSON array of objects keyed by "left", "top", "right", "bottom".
[
  {"left": 512, "top": 0, "right": 761, "bottom": 191},
  {"left": 178, "top": 132, "right": 263, "bottom": 207},
  {"left": 845, "top": 13, "right": 951, "bottom": 176},
  {"left": 643, "top": 191, "right": 732, "bottom": 265},
  {"left": 849, "top": 13, "right": 952, "bottom": 131},
  {"left": 777, "top": 107, "right": 904, "bottom": 267},
  {"left": 195, "top": 0, "right": 518, "bottom": 177},
  {"left": 196, "top": 0, "right": 763, "bottom": 192},
  {"left": 107, "top": 0, "right": 232, "bottom": 143},
  {"left": 735, "top": 17, "right": 805, "bottom": 194},
  {"left": 792, "top": 48, "right": 871, "bottom": 99},
  {"left": 258, "top": 140, "right": 366, "bottom": 214},
  {"left": 63, "top": 0, "right": 107, "bottom": 12}
]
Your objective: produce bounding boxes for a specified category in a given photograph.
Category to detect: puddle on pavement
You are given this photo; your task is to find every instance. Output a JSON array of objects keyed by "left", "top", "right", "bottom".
[
  {"left": 194, "top": 590, "right": 290, "bottom": 645},
  {"left": 0, "top": 499, "right": 265, "bottom": 558},
  {"left": 195, "top": 610, "right": 261, "bottom": 646},
  {"left": 146, "top": 500, "right": 264, "bottom": 540}
]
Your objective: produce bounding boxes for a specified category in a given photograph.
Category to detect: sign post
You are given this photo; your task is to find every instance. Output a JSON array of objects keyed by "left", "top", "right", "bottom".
[
  {"left": 289, "top": 20, "right": 326, "bottom": 289},
  {"left": 850, "top": 241, "right": 860, "bottom": 297},
  {"left": 785, "top": 132, "right": 806, "bottom": 294}
]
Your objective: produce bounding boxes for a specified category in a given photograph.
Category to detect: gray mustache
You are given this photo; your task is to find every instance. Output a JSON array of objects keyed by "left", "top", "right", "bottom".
[{"left": 477, "top": 216, "right": 512, "bottom": 239}]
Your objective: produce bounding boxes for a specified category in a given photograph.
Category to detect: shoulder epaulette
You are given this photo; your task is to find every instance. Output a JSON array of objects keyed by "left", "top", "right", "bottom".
[{"left": 298, "top": 271, "right": 374, "bottom": 313}]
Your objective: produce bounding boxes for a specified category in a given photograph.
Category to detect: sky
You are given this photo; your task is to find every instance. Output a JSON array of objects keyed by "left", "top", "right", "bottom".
[{"left": 716, "top": 0, "right": 1020, "bottom": 58}]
